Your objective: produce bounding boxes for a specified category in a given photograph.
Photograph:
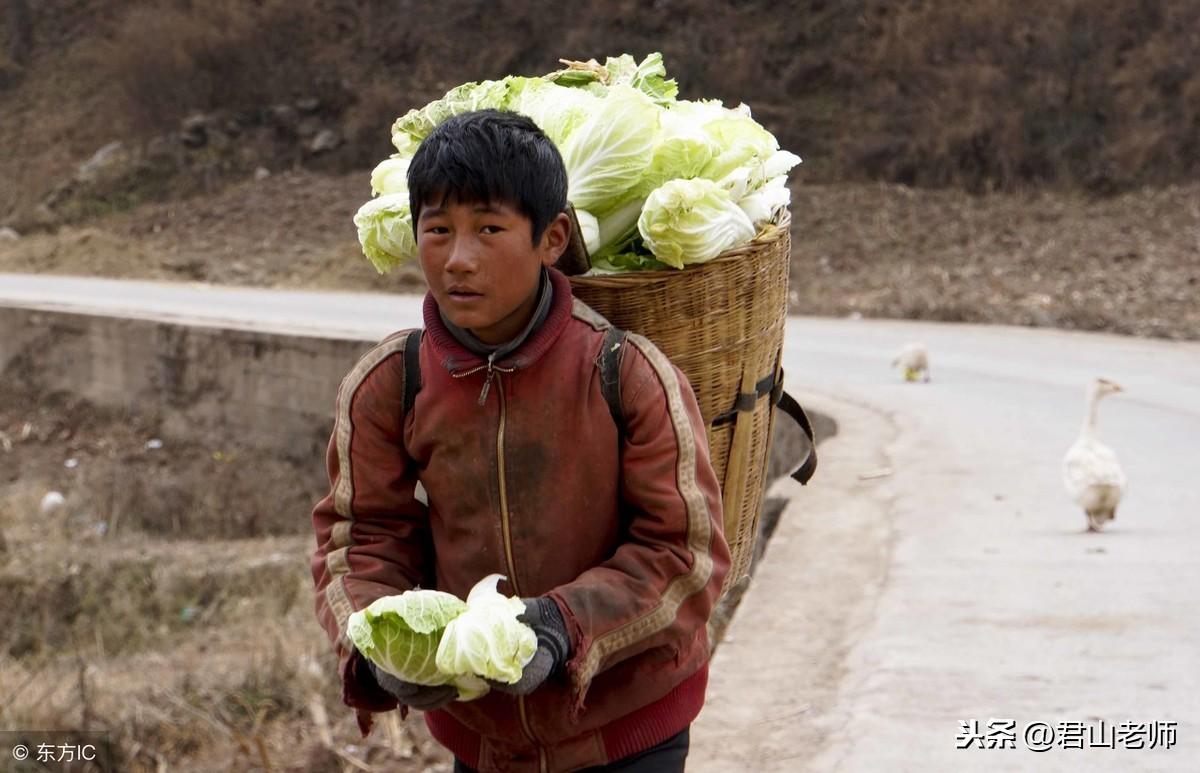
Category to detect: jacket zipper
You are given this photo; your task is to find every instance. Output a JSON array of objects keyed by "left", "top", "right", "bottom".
[
  {"left": 495, "top": 377, "right": 546, "bottom": 771},
  {"left": 495, "top": 375, "right": 520, "bottom": 597},
  {"left": 449, "top": 353, "right": 514, "bottom": 407},
  {"left": 478, "top": 359, "right": 496, "bottom": 406}
]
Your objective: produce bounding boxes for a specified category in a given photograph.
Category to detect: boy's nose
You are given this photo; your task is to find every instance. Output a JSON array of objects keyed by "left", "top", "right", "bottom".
[{"left": 444, "top": 237, "right": 479, "bottom": 273}]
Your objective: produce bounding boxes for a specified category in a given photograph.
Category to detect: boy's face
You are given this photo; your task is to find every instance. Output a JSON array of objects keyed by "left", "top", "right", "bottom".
[{"left": 418, "top": 197, "right": 570, "bottom": 345}]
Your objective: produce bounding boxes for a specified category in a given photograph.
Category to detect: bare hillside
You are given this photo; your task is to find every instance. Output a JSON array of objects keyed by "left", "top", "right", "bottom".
[{"left": 4, "top": 0, "right": 1200, "bottom": 227}]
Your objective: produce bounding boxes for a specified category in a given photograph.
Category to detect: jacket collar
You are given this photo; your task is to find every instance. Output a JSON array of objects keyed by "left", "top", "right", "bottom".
[{"left": 423, "top": 267, "right": 575, "bottom": 374}]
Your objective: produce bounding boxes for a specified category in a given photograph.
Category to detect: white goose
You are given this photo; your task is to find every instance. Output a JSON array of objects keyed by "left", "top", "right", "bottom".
[
  {"left": 1062, "top": 378, "right": 1126, "bottom": 531},
  {"left": 892, "top": 342, "right": 930, "bottom": 382}
]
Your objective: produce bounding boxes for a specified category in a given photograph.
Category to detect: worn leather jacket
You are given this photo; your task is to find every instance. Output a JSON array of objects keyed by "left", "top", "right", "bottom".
[{"left": 312, "top": 268, "right": 730, "bottom": 772}]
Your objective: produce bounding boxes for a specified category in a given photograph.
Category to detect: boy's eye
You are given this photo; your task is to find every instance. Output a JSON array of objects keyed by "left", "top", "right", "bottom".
[
  {"left": 480, "top": 224, "right": 505, "bottom": 234},
  {"left": 424, "top": 226, "right": 449, "bottom": 235}
]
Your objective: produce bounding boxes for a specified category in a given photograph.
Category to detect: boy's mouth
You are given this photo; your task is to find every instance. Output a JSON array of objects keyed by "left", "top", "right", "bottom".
[{"left": 446, "top": 286, "right": 484, "bottom": 302}]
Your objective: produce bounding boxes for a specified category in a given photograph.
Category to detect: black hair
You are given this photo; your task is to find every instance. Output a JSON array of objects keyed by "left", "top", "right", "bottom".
[{"left": 407, "top": 109, "right": 568, "bottom": 244}]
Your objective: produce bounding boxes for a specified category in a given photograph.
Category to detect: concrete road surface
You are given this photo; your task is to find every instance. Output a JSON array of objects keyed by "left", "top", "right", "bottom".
[
  {"left": 3, "top": 274, "right": 1198, "bottom": 771},
  {"left": 694, "top": 318, "right": 1200, "bottom": 772}
]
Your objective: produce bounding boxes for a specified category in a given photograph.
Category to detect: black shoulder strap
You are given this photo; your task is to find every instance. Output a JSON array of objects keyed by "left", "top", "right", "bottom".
[
  {"left": 402, "top": 329, "right": 423, "bottom": 415},
  {"left": 775, "top": 387, "right": 818, "bottom": 485},
  {"left": 598, "top": 326, "right": 627, "bottom": 435}
]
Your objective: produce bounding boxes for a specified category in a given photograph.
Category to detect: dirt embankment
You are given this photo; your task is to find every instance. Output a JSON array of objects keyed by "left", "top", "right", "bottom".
[
  {"left": 787, "top": 182, "right": 1200, "bottom": 340},
  {"left": 3, "top": 169, "right": 1196, "bottom": 341},
  {"left": 0, "top": 385, "right": 453, "bottom": 771}
]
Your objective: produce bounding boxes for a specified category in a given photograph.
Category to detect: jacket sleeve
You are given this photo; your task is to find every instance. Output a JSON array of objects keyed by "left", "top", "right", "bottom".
[
  {"left": 548, "top": 333, "right": 731, "bottom": 703},
  {"left": 311, "top": 331, "right": 433, "bottom": 721}
]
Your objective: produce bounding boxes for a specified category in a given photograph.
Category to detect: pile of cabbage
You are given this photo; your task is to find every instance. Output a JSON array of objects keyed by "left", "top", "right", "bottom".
[
  {"left": 355, "top": 53, "right": 800, "bottom": 274},
  {"left": 347, "top": 574, "right": 537, "bottom": 702}
]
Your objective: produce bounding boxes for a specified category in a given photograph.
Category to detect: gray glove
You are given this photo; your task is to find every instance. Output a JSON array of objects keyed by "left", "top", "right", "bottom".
[
  {"left": 490, "top": 597, "right": 572, "bottom": 696},
  {"left": 368, "top": 660, "right": 457, "bottom": 711}
]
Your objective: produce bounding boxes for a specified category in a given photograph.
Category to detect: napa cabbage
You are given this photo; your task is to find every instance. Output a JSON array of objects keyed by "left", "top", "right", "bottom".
[
  {"left": 346, "top": 574, "right": 538, "bottom": 702},
  {"left": 435, "top": 574, "right": 538, "bottom": 686},
  {"left": 357, "top": 52, "right": 801, "bottom": 273},
  {"left": 638, "top": 178, "right": 756, "bottom": 268}
]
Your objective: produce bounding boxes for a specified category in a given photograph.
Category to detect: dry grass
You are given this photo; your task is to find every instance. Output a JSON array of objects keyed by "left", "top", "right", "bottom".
[
  {"left": 0, "top": 611, "right": 450, "bottom": 771},
  {"left": 0, "top": 386, "right": 451, "bottom": 771},
  {"left": 91, "top": 0, "right": 333, "bottom": 137},
  {"left": 5, "top": 0, "right": 1200, "bottom": 227},
  {"left": 0, "top": 387, "right": 326, "bottom": 539},
  {"left": 845, "top": 0, "right": 1200, "bottom": 191},
  {"left": 0, "top": 388, "right": 439, "bottom": 770}
]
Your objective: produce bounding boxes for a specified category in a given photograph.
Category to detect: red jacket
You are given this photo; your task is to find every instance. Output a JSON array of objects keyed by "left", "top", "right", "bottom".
[{"left": 311, "top": 268, "right": 731, "bottom": 772}]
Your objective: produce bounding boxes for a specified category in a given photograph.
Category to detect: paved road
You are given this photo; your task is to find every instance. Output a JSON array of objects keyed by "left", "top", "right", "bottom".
[
  {"left": 0, "top": 273, "right": 424, "bottom": 339},
  {"left": 3, "top": 273, "right": 1198, "bottom": 770},
  {"left": 696, "top": 318, "right": 1200, "bottom": 772}
]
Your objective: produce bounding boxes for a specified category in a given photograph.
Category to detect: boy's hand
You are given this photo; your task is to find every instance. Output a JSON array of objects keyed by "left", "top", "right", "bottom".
[
  {"left": 489, "top": 597, "right": 571, "bottom": 696},
  {"left": 367, "top": 660, "right": 457, "bottom": 711}
]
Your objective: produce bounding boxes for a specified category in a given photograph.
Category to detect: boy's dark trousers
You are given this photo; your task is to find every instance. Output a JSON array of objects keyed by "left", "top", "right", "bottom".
[{"left": 452, "top": 727, "right": 690, "bottom": 773}]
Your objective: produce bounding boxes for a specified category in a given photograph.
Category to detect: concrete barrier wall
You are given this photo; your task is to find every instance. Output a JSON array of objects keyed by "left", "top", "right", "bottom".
[
  {"left": 2, "top": 304, "right": 815, "bottom": 476},
  {"left": 1, "top": 306, "right": 373, "bottom": 463}
]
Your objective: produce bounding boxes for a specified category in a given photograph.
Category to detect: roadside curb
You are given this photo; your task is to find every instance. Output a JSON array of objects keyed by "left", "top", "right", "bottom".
[{"left": 691, "top": 388, "right": 899, "bottom": 772}]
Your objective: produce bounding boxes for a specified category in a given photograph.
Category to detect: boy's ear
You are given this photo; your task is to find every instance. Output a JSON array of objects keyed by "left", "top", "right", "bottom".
[{"left": 539, "top": 212, "right": 573, "bottom": 268}]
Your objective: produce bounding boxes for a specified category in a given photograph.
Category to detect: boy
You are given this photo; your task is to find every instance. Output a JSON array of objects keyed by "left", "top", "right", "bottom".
[{"left": 311, "top": 110, "right": 730, "bottom": 773}]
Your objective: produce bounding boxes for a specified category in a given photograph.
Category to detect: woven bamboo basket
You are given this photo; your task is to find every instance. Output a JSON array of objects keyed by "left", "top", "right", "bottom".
[{"left": 569, "top": 211, "right": 791, "bottom": 594}]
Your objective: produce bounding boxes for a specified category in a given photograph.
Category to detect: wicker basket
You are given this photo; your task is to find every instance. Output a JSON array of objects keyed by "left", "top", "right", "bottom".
[{"left": 569, "top": 211, "right": 791, "bottom": 594}]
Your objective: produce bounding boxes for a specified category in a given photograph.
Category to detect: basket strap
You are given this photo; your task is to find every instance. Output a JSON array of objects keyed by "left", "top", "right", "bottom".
[
  {"left": 709, "top": 363, "right": 818, "bottom": 485},
  {"left": 598, "top": 326, "right": 627, "bottom": 438},
  {"left": 710, "top": 370, "right": 778, "bottom": 427},
  {"left": 402, "top": 329, "right": 423, "bottom": 415},
  {"left": 775, "top": 384, "right": 818, "bottom": 485}
]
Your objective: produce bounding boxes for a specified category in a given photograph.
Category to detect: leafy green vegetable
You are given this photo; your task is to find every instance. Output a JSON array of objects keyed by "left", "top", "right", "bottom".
[
  {"left": 737, "top": 175, "right": 792, "bottom": 225},
  {"left": 590, "top": 250, "right": 673, "bottom": 273},
  {"left": 601, "top": 52, "right": 679, "bottom": 105},
  {"left": 436, "top": 574, "right": 537, "bottom": 685},
  {"left": 588, "top": 196, "right": 645, "bottom": 259},
  {"left": 508, "top": 78, "right": 601, "bottom": 146},
  {"left": 357, "top": 52, "right": 801, "bottom": 273},
  {"left": 639, "top": 104, "right": 721, "bottom": 195},
  {"left": 548, "top": 53, "right": 679, "bottom": 105},
  {"left": 638, "top": 178, "right": 756, "bottom": 268},
  {"left": 560, "top": 85, "right": 660, "bottom": 216},
  {"left": 390, "top": 78, "right": 516, "bottom": 154},
  {"left": 370, "top": 155, "right": 410, "bottom": 197},
  {"left": 574, "top": 208, "right": 601, "bottom": 254},
  {"left": 354, "top": 193, "right": 415, "bottom": 274},
  {"left": 699, "top": 114, "right": 786, "bottom": 198},
  {"left": 346, "top": 590, "right": 467, "bottom": 687},
  {"left": 346, "top": 575, "right": 538, "bottom": 701}
]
